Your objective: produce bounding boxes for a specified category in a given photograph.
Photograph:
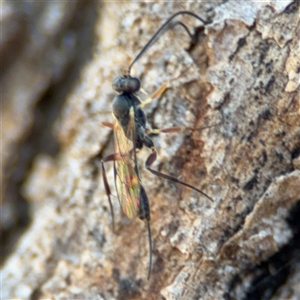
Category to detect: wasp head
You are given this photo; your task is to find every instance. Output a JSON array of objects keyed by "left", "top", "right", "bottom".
[{"left": 112, "top": 76, "right": 140, "bottom": 94}]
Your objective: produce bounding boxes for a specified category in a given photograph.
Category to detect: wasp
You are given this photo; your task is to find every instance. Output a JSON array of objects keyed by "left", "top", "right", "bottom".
[{"left": 101, "top": 11, "right": 212, "bottom": 280}]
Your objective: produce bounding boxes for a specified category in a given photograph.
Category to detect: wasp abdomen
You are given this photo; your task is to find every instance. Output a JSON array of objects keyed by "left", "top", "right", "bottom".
[{"left": 112, "top": 76, "right": 141, "bottom": 93}]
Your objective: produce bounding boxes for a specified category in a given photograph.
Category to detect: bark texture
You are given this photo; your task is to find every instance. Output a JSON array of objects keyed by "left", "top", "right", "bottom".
[{"left": 2, "top": 1, "right": 300, "bottom": 300}]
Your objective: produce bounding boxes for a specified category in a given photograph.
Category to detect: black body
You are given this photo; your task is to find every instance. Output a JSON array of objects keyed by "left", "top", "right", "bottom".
[
  {"left": 101, "top": 11, "right": 211, "bottom": 280},
  {"left": 112, "top": 76, "right": 154, "bottom": 150}
]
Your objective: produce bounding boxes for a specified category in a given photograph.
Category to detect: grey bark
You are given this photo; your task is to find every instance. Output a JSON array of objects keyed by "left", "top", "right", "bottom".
[{"left": 2, "top": 1, "right": 300, "bottom": 300}]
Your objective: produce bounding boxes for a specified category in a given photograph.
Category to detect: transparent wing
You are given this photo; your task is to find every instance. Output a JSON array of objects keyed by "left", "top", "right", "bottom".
[{"left": 113, "top": 109, "right": 141, "bottom": 219}]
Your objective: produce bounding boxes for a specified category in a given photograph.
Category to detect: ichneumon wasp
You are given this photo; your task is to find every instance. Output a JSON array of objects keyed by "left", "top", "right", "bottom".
[{"left": 101, "top": 11, "right": 213, "bottom": 280}]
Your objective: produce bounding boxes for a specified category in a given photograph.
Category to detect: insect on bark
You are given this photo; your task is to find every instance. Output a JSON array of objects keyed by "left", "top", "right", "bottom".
[{"left": 101, "top": 11, "right": 213, "bottom": 280}]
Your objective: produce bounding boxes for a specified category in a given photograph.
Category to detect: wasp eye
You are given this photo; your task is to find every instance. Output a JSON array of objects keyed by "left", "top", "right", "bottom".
[
  {"left": 126, "top": 77, "right": 140, "bottom": 93},
  {"left": 112, "top": 76, "right": 140, "bottom": 93}
]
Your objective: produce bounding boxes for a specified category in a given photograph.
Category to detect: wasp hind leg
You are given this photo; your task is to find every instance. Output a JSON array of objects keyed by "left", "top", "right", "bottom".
[
  {"left": 145, "top": 147, "right": 213, "bottom": 202},
  {"left": 101, "top": 153, "right": 118, "bottom": 232}
]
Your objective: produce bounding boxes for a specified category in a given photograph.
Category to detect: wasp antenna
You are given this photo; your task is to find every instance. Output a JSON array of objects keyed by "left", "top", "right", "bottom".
[
  {"left": 128, "top": 11, "right": 208, "bottom": 73},
  {"left": 172, "top": 21, "right": 194, "bottom": 42}
]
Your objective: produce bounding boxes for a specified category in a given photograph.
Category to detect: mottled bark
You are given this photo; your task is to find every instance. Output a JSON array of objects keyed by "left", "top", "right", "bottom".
[{"left": 2, "top": 1, "right": 300, "bottom": 300}]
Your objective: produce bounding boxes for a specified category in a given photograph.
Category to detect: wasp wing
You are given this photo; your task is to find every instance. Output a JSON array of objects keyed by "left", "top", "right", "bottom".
[{"left": 113, "top": 107, "right": 141, "bottom": 219}]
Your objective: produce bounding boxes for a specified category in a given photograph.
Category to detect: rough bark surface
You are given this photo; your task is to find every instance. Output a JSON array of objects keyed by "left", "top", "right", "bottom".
[{"left": 2, "top": 1, "right": 300, "bottom": 300}]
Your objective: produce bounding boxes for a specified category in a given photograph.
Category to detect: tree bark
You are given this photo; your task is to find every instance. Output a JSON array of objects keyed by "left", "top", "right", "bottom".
[{"left": 2, "top": 1, "right": 300, "bottom": 300}]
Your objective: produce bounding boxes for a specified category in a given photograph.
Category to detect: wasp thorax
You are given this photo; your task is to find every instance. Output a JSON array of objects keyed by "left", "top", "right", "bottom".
[
  {"left": 112, "top": 76, "right": 141, "bottom": 93},
  {"left": 112, "top": 95, "right": 130, "bottom": 121}
]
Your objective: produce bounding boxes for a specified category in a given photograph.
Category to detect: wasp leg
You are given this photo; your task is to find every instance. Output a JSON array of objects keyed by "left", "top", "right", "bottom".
[
  {"left": 140, "top": 82, "right": 169, "bottom": 108},
  {"left": 146, "top": 127, "right": 183, "bottom": 135},
  {"left": 102, "top": 121, "right": 114, "bottom": 129},
  {"left": 101, "top": 153, "right": 119, "bottom": 232},
  {"left": 145, "top": 148, "right": 213, "bottom": 202}
]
